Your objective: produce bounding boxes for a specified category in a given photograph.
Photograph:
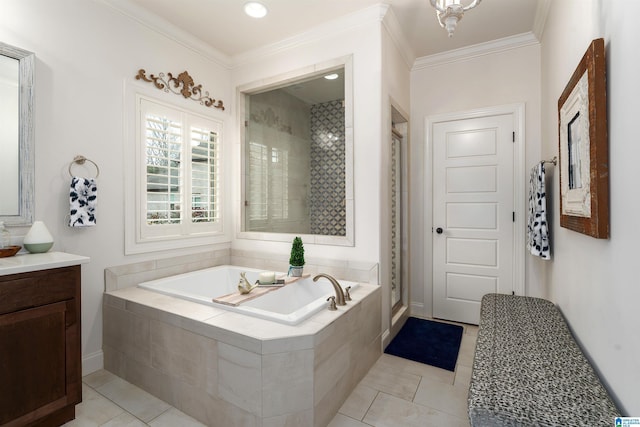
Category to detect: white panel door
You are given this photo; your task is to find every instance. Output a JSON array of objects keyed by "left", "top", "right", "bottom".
[{"left": 432, "top": 113, "right": 514, "bottom": 324}]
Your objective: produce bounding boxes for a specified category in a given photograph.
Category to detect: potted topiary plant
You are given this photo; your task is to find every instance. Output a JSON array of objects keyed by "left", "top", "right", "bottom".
[{"left": 288, "top": 236, "right": 305, "bottom": 277}]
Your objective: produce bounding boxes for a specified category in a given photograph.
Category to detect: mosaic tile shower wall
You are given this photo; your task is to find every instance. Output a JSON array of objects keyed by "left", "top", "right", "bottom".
[
  {"left": 310, "top": 100, "right": 346, "bottom": 236},
  {"left": 391, "top": 136, "right": 399, "bottom": 302}
]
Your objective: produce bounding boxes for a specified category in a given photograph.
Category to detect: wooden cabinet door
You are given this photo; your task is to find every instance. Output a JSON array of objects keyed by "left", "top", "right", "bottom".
[{"left": 0, "top": 300, "right": 72, "bottom": 426}]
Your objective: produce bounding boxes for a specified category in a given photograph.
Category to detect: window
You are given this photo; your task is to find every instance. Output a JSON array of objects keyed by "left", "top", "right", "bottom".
[
  {"left": 239, "top": 57, "right": 354, "bottom": 245},
  {"left": 137, "top": 96, "right": 222, "bottom": 242}
]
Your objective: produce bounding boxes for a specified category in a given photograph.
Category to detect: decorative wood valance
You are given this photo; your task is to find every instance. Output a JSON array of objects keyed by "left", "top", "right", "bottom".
[{"left": 135, "top": 69, "right": 225, "bottom": 110}]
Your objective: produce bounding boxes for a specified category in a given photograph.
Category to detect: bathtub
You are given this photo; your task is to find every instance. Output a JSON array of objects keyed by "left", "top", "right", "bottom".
[
  {"left": 104, "top": 263, "right": 381, "bottom": 427},
  {"left": 138, "top": 265, "right": 358, "bottom": 325}
]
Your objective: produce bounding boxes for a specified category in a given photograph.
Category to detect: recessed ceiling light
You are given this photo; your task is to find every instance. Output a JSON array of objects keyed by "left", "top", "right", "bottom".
[
  {"left": 324, "top": 73, "right": 339, "bottom": 80},
  {"left": 244, "top": 2, "right": 268, "bottom": 18}
]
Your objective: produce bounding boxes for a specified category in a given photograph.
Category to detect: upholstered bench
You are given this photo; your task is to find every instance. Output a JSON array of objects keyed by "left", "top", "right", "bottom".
[{"left": 468, "top": 293, "right": 620, "bottom": 426}]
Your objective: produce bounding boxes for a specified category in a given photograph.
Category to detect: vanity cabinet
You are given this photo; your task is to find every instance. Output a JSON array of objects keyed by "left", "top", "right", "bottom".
[{"left": 0, "top": 265, "right": 81, "bottom": 426}]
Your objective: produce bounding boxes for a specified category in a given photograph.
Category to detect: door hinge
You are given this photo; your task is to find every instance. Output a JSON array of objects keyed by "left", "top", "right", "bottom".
[
  {"left": 513, "top": 211, "right": 515, "bottom": 222},
  {"left": 512, "top": 131, "right": 515, "bottom": 143}
]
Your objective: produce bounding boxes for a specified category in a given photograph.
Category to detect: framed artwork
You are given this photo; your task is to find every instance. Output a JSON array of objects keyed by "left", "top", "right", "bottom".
[{"left": 558, "top": 38, "right": 609, "bottom": 238}]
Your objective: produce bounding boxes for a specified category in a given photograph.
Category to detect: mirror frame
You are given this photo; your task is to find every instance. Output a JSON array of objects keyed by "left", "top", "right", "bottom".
[
  {"left": 558, "top": 38, "right": 608, "bottom": 238},
  {"left": 0, "top": 42, "right": 34, "bottom": 226},
  {"left": 237, "top": 56, "right": 354, "bottom": 246}
]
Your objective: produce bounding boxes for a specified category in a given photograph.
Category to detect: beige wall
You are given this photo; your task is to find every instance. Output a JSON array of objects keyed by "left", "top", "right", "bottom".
[
  {"left": 541, "top": 0, "right": 640, "bottom": 415},
  {"left": 9, "top": 0, "right": 636, "bottom": 414},
  {"left": 231, "top": 12, "right": 383, "bottom": 265},
  {"left": 409, "top": 43, "right": 542, "bottom": 317},
  {"left": 1, "top": 0, "right": 390, "bottom": 374},
  {"left": 380, "top": 10, "right": 412, "bottom": 343},
  {"left": 0, "top": 0, "right": 233, "bottom": 373}
]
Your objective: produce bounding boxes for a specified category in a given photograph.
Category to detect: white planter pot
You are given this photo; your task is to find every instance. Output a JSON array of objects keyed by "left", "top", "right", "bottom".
[{"left": 288, "top": 265, "right": 304, "bottom": 277}]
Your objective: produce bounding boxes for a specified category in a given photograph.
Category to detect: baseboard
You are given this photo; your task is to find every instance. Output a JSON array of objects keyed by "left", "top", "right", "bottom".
[
  {"left": 381, "top": 329, "right": 391, "bottom": 349},
  {"left": 410, "top": 301, "right": 424, "bottom": 317},
  {"left": 82, "top": 350, "right": 104, "bottom": 376}
]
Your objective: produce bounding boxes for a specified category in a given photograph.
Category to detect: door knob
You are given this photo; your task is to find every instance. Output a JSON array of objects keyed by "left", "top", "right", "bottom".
[{"left": 435, "top": 227, "right": 443, "bottom": 234}]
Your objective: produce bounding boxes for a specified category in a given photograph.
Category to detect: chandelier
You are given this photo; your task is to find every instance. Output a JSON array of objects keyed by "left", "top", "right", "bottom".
[{"left": 429, "top": 0, "right": 482, "bottom": 37}]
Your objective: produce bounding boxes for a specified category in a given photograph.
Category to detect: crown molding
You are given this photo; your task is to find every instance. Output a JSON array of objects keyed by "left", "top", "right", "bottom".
[
  {"left": 533, "top": 0, "right": 551, "bottom": 41},
  {"left": 100, "top": 0, "right": 233, "bottom": 69},
  {"left": 231, "top": 4, "right": 387, "bottom": 68},
  {"left": 412, "top": 32, "right": 540, "bottom": 70},
  {"left": 381, "top": 4, "right": 416, "bottom": 69}
]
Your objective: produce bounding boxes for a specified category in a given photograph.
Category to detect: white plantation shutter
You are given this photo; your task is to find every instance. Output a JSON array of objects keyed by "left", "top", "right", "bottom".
[
  {"left": 144, "top": 112, "right": 182, "bottom": 225},
  {"left": 137, "top": 97, "right": 222, "bottom": 241},
  {"left": 190, "top": 126, "right": 219, "bottom": 224}
]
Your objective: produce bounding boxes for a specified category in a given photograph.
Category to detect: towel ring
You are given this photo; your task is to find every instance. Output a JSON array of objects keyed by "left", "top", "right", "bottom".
[
  {"left": 69, "top": 155, "right": 100, "bottom": 178},
  {"left": 541, "top": 156, "right": 558, "bottom": 166}
]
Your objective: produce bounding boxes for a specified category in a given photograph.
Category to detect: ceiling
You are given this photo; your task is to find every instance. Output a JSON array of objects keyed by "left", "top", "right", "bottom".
[{"left": 116, "top": 0, "right": 543, "bottom": 61}]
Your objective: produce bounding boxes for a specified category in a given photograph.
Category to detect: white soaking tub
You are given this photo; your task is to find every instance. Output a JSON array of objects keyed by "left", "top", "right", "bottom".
[{"left": 138, "top": 265, "right": 358, "bottom": 325}]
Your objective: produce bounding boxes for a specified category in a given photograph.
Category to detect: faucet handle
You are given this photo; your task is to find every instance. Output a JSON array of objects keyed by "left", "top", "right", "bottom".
[
  {"left": 344, "top": 286, "right": 352, "bottom": 301},
  {"left": 326, "top": 296, "right": 337, "bottom": 311}
]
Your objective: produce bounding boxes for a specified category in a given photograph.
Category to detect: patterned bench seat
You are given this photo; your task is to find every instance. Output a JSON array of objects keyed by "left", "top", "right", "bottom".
[{"left": 468, "top": 293, "right": 620, "bottom": 426}]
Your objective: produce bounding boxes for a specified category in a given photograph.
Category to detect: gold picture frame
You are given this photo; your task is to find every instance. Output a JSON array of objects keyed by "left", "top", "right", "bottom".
[{"left": 558, "top": 38, "right": 609, "bottom": 238}]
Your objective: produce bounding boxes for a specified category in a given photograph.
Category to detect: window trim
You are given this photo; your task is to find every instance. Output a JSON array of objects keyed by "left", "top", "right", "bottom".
[{"left": 237, "top": 56, "right": 355, "bottom": 246}]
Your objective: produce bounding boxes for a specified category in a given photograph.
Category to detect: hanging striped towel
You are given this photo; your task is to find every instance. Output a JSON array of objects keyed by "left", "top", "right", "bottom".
[
  {"left": 528, "top": 163, "right": 550, "bottom": 259},
  {"left": 69, "top": 176, "right": 97, "bottom": 227}
]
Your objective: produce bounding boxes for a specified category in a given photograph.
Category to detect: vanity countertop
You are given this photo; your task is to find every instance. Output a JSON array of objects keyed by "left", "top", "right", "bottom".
[{"left": 0, "top": 251, "right": 90, "bottom": 276}]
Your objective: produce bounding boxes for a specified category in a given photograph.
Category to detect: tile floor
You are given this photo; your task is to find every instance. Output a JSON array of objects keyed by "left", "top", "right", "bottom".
[
  {"left": 328, "top": 321, "right": 477, "bottom": 427},
  {"left": 65, "top": 321, "right": 477, "bottom": 427}
]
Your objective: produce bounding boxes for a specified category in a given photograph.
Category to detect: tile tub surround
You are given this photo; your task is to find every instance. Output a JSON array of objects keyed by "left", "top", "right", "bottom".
[
  {"left": 230, "top": 249, "right": 379, "bottom": 285},
  {"left": 137, "top": 265, "right": 360, "bottom": 326},
  {"left": 103, "top": 282, "right": 381, "bottom": 426},
  {"left": 104, "top": 249, "right": 378, "bottom": 292}
]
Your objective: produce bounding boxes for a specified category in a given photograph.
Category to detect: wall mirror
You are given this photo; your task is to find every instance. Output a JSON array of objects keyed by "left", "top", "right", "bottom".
[
  {"left": 0, "top": 42, "right": 34, "bottom": 226},
  {"left": 238, "top": 58, "right": 354, "bottom": 246},
  {"left": 558, "top": 38, "right": 608, "bottom": 238}
]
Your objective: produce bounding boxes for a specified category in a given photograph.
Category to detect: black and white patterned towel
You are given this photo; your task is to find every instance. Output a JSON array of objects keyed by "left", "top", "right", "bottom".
[
  {"left": 69, "top": 176, "right": 97, "bottom": 227},
  {"left": 527, "top": 163, "right": 550, "bottom": 259}
]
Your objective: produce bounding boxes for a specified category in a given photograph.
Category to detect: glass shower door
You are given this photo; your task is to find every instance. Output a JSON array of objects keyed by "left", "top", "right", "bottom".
[{"left": 391, "top": 128, "right": 403, "bottom": 313}]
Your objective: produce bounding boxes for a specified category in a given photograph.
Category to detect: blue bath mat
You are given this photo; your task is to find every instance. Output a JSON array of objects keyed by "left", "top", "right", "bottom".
[{"left": 384, "top": 317, "right": 464, "bottom": 371}]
